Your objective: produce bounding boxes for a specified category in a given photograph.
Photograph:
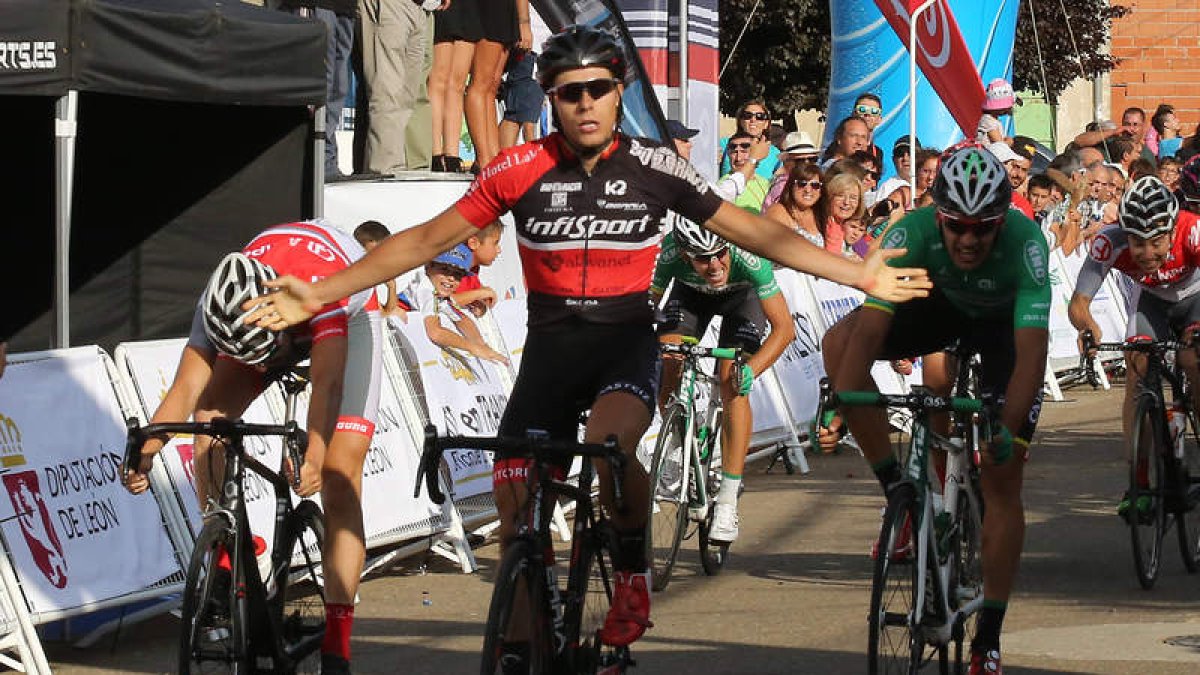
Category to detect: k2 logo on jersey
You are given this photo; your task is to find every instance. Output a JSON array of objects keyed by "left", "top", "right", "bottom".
[{"left": 604, "top": 180, "right": 628, "bottom": 196}]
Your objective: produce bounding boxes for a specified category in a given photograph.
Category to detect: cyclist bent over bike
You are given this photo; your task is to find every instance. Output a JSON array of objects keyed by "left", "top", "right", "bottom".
[
  {"left": 243, "top": 25, "right": 930, "bottom": 662},
  {"left": 651, "top": 220, "right": 794, "bottom": 543},
  {"left": 820, "top": 144, "right": 1051, "bottom": 675},
  {"left": 1068, "top": 175, "right": 1200, "bottom": 519},
  {"left": 122, "top": 220, "right": 383, "bottom": 674}
]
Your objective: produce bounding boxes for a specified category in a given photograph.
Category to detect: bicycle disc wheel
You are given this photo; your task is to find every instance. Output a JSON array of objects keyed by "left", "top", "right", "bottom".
[
  {"left": 868, "top": 483, "right": 921, "bottom": 675},
  {"left": 1130, "top": 396, "right": 1167, "bottom": 590},
  {"left": 179, "top": 517, "right": 251, "bottom": 674},
  {"left": 698, "top": 430, "right": 730, "bottom": 576},
  {"left": 276, "top": 500, "right": 326, "bottom": 673},
  {"left": 565, "top": 529, "right": 619, "bottom": 674},
  {"left": 647, "top": 407, "right": 689, "bottom": 591},
  {"left": 948, "top": 488, "right": 983, "bottom": 674},
  {"left": 480, "top": 540, "right": 553, "bottom": 675},
  {"left": 1176, "top": 416, "right": 1200, "bottom": 573}
]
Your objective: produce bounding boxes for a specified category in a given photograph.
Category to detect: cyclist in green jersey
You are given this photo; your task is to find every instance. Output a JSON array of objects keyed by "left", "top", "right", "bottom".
[
  {"left": 820, "top": 143, "right": 1051, "bottom": 675},
  {"left": 650, "top": 219, "right": 795, "bottom": 543}
]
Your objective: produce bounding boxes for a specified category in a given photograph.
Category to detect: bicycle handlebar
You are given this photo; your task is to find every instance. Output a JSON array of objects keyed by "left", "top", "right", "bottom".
[
  {"left": 124, "top": 418, "right": 309, "bottom": 490},
  {"left": 415, "top": 425, "right": 627, "bottom": 510},
  {"left": 1080, "top": 328, "right": 1200, "bottom": 388},
  {"left": 660, "top": 341, "right": 741, "bottom": 361}
]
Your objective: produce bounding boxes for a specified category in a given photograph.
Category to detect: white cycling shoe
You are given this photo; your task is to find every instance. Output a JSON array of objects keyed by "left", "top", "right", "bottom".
[{"left": 708, "top": 503, "right": 740, "bottom": 543}]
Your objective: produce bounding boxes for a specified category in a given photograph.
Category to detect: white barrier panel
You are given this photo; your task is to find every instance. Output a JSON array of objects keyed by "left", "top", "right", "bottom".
[
  {"left": 395, "top": 320, "right": 509, "bottom": 500},
  {"left": 1048, "top": 249, "right": 1127, "bottom": 363},
  {"left": 771, "top": 269, "right": 828, "bottom": 426},
  {"left": 0, "top": 348, "right": 179, "bottom": 617}
]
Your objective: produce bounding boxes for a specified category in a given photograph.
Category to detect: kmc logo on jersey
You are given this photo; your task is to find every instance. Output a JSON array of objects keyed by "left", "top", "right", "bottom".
[
  {"left": 882, "top": 227, "right": 907, "bottom": 251},
  {"left": 1023, "top": 240, "right": 1048, "bottom": 285}
]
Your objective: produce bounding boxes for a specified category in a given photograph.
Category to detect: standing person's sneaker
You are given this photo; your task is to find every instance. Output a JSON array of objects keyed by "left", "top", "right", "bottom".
[
  {"left": 321, "top": 653, "right": 351, "bottom": 674},
  {"left": 709, "top": 502, "right": 740, "bottom": 543},
  {"left": 968, "top": 648, "right": 1002, "bottom": 674},
  {"left": 599, "top": 570, "right": 653, "bottom": 646}
]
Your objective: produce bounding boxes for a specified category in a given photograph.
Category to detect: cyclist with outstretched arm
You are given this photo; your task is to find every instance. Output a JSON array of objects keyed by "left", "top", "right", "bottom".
[
  {"left": 242, "top": 25, "right": 930, "bottom": 663},
  {"left": 820, "top": 144, "right": 1050, "bottom": 675},
  {"left": 1068, "top": 175, "right": 1200, "bottom": 519},
  {"left": 650, "top": 220, "right": 794, "bottom": 544}
]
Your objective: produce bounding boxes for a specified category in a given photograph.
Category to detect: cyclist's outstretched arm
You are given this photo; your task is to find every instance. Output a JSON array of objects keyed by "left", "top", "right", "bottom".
[
  {"left": 245, "top": 208, "right": 479, "bottom": 330},
  {"left": 748, "top": 293, "right": 795, "bottom": 377},
  {"left": 702, "top": 202, "right": 931, "bottom": 302}
]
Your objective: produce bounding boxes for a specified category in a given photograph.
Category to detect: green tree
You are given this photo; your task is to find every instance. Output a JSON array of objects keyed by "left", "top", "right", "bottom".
[{"left": 717, "top": 0, "right": 1128, "bottom": 120}]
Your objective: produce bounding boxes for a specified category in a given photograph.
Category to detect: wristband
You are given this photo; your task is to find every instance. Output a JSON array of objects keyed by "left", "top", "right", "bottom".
[
  {"left": 737, "top": 363, "right": 754, "bottom": 396},
  {"left": 991, "top": 424, "right": 1014, "bottom": 465}
]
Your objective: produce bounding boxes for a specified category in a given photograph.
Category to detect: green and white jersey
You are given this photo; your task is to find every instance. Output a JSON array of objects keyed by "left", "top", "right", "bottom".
[
  {"left": 864, "top": 206, "right": 1051, "bottom": 329},
  {"left": 651, "top": 231, "right": 780, "bottom": 300}
]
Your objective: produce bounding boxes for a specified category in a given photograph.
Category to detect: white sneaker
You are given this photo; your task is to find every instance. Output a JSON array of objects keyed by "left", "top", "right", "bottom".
[{"left": 708, "top": 503, "right": 739, "bottom": 543}]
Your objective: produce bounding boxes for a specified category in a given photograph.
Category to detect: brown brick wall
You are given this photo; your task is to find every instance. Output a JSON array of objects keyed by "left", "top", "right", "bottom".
[{"left": 1109, "top": 0, "right": 1200, "bottom": 139}]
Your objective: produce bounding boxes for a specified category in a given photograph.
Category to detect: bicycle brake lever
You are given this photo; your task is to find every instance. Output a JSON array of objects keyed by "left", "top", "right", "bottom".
[
  {"left": 417, "top": 424, "right": 446, "bottom": 504},
  {"left": 284, "top": 421, "right": 307, "bottom": 491},
  {"left": 123, "top": 417, "right": 144, "bottom": 477}
]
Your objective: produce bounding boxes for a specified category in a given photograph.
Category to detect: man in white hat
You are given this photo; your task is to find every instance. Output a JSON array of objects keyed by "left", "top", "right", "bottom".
[
  {"left": 988, "top": 141, "right": 1035, "bottom": 218},
  {"left": 762, "top": 130, "right": 820, "bottom": 209}
]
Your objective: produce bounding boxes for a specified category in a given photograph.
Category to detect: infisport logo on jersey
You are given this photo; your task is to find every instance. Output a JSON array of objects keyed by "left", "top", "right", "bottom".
[{"left": 3, "top": 472, "right": 69, "bottom": 589}]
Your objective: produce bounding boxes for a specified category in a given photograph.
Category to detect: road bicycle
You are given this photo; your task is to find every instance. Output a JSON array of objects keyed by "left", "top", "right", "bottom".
[
  {"left": 645, "top": 336, "right": 743, "bottom": 591},
  {"left": 818, "top": 376, "right": 989, "bottom": 675},
  {"left": 125, "top": 368, "right": 325, "bottom": 674},
  {"left": 1083, "top": 330, "right": 1200, "bottom": 589},
  {"left": 415, "top": 425, "right": 635, "bottom": 674}
]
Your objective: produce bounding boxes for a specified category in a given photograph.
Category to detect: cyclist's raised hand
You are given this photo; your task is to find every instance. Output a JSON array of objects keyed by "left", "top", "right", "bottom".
[
  {"left": 859, "top": 247, "right": 932, "bottom": 303},
  {"left": 241, "top": 275, "right": 323, "bottom": 330}
]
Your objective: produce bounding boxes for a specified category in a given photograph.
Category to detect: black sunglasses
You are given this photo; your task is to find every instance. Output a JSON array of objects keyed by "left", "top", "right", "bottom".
[
  {"left": 728, "top": 142, "right": 752, "bottom": 151},
  {"left": 793, "top": 180, "right": 822, "bottom": 190},
  {"left": 548, "top": 78, "right": 621, "bottom": 103},
  {"left": 937, "top": 210, "right": 1003, "bottom": 237},
  {"left": 739, "top": 111, "right": 770, "bottom": 121},
  {"left": 687, "top": 248, "right": 729, "bottom": 264}
]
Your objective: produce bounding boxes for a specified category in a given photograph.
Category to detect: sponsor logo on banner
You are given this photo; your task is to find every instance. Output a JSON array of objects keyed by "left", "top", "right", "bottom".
[
  {"left": 1, "top": 413, "right": 26, "bottom": 467},
  {"left": 0, "top": 41, "right": 57, "bottom": 70},
  {"left": 3, "top": 471, "right": 69, "bottom": 588}
]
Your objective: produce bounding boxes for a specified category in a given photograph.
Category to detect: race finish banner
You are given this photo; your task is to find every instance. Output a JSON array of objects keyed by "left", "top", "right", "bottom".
[
  {"left": 0, "top": 348, "right": 178, "bottom": 615},
  {"left": 397, "top": 321, "right": 510, "bottom": 500}
]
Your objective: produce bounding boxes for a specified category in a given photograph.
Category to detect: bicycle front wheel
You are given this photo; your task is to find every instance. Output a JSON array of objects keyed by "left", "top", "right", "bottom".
[
  {"left": 1178, "top": 415, "right": 1200, "bottom": 573},
  {"left": 276, "top": 500, "right": 326, "bottom": 673},
  {"left": 699, "top": 412, "right": 729, "bottom": 576},
  {"left": 565, "top": 528, "right": 619, "bottom": 674},
  {"left": 1130, "top": 396, "right": 1167, "bottom": 589},
  {"left": 179, "top": 517, "right": 251, "bottom": 674},
  {"left": 868, "top": 483, "right": 921, "bottom": 675},
  {"left": 480, "top": 540, "right": 553, "bottom": 675},
  {"left": 647, "top": 406, "right": 689, "bottom": 592}
]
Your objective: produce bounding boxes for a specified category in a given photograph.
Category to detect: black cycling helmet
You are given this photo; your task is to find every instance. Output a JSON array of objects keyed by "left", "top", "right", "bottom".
[
  {"left": 537, "top": 25, "right": 627, "bottom": 89},
  {"left": 1179, "top": 154, "right": 1200, "bottom": 213},
  {"left": 1121, "top": 175, "right": 1178, "bottom": 239},
  {"left": 930, "top": 143, "right": 1013, "bottom": 219}
]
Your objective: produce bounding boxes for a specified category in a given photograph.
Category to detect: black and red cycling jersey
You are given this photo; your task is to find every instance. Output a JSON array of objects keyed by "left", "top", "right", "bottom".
[
  {"left": 455, "top": 132, "right": 725, "bottom": 328},
  {"left": 1076, "top": 210, "right": 1200, "bottom": 302}
]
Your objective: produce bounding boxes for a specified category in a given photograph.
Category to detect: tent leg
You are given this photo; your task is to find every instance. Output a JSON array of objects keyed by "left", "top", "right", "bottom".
[
  {"left": 53, "top": 90, "right": 79, "bottom": 349},
  {"left": 313, "top": 104, "right": 326, "bottom": 218}
]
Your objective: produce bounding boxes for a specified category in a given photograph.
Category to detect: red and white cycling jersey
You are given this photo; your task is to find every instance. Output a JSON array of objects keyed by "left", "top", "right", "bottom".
[
  {"left": 455, "top": 132, "right": 724, "bottom": 327},
  {"left": 1075, "top": 210, "right": 1200, "bottom": 302},
  {"left": 242, "top": 219, "right": 380, "bottom": 344}
]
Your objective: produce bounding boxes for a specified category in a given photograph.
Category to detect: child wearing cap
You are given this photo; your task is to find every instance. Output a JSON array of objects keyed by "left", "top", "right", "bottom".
[
  {"left": 453, "top": 220, "right": 504, "bottom": 317},
  {"left": 405, "top": 243, "right": 509, "bottom": 364},
  {"left": 977, "top": 78, "right": 1015, "bottom": 146}
]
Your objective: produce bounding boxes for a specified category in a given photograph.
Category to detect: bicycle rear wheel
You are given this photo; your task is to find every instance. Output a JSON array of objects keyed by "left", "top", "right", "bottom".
[
  {"left": 275, "top": 500, "right": 326, "bottom": 673},
  {"left": 566, "top": 527, "right": 624, "bottom": 674},
  {"left": 698, "top": 413, "right": 729, "bottom": 576},
  {"left": 179, "top": 517, "right": 251, "bottom": 674},
  {"left": 647, "top": 407, "right": 689, "bottom": 591},
  {"left": 1130, "top": 396, "right": 1167, "bottom": 589},
  {"left": 480, "top": 540, "right": 553, "bottom": 675},
  {"left": 868, "top": 483, "right": 921, "bottom": 675}
]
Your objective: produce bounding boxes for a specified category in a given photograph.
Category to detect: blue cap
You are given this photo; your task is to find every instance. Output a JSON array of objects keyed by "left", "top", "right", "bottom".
[{"left": 431, "top": 243, "right": 473, "bottom": 273}]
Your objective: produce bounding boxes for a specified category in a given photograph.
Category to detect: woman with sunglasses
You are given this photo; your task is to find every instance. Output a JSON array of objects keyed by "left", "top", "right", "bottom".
[
  {"left": 764, "top": 163, "right": 826, "bottom": 248},
  {"left": 718, "top": 100, "right": 780, "bottom": 180},
  {"left": 242, "top": 26, "right": 931, "bottom": 663},
  {"left": 821, "top": 143, "right": 1051, "bottom": 675}
]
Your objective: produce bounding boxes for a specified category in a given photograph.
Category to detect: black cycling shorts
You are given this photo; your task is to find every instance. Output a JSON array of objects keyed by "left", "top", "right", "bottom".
[
  {"left": 496, "top": 319, "right": 660, "bottom": 460},
  {"left": 871, "top": 289, "right": 1042, "bottom": 444},
  {"left": 1128, "top": 289, "right": 1200, "bottom": 341},
  {"left": 657, "top": 283, "right": 766, "bottom": 355}
]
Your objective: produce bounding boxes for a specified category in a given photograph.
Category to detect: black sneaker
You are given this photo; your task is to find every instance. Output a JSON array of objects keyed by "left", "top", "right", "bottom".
[{"left": 321, "top": 654, "right": 351, "bottom": 674}]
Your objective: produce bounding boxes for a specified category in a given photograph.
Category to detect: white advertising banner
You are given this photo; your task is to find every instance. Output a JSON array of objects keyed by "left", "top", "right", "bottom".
[
  {"left": 771, "top": 270, "right": 828, "bottom": 426},
  {"left": 396, "top": 322, "right": 509, "bottom": 500},
  {"left": 0, "top": 349, "right": 179, "bottom": 615},
  {"left": 1048, "top": 249, "right": 1127, "bottom": 364}
]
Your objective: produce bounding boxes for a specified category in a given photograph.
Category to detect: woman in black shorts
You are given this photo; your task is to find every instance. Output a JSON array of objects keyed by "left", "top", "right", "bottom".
[
  {"left": 429, "top": 0, "right": 481, "bottom": 172},
  {"left": 465, "top": 0, "right": 532, "bottom": 170}
]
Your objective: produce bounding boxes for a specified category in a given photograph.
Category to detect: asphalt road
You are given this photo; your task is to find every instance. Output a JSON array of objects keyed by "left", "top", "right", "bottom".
[{"left": 43, "top": 383, "right": 1200, "bottom": 674}]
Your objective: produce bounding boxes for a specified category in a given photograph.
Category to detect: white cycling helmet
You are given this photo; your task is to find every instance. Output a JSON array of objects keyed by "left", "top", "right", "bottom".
[
  {"left": 672, "top": 219, "right": 727, "bottom": 256},
  {"left": 1120, "top": 175, "right": 1178, "bottom": 239},
  {"left": 202, "top": 252, "right": 282, "bottom": 365},
  {"left": 931, "top": 143, "right": 1012, "bottom": 220}
]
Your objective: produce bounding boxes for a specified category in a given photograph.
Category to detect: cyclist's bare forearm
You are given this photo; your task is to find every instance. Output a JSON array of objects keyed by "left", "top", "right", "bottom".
[
  {"left": 749, "top": 294, "right": 795, "bottom": 375},
  {"left": 1067, "top": 291, "right": 1101, "bottom": 337},
  {"left": 999, "top": 328, "right": 1049, "bottom": 439}
]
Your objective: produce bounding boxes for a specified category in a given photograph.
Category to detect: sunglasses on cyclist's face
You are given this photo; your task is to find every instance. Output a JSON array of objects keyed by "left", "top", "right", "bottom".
[
  {"left": 739, "top": 111, "right": 770, "bottom": 121},
  {"left": 937, "top": 210, "right": 1003, "bottom": 237},
  {"left": 687, "top": 248, "right": 729, "bottom": 264},
  {"left": 855, "top": 104, "right": 883, "bottom": 116},
  {"left": 548, "top": 78, "right": 621, "bottom": 104}
]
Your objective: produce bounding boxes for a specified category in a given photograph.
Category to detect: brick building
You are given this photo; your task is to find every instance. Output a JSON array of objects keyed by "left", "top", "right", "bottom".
[{"left": 1109, "top": 0, "right": 1200, "bottom": 138}]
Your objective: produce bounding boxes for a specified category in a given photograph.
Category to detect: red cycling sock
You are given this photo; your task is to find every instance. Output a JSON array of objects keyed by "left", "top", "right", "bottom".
[{"left": 321, "top": 603, "right": 354, "bottom": 659}]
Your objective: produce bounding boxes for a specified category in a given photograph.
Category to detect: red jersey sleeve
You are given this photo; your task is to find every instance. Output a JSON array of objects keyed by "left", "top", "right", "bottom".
[
  {"left": 455, "top": 141, "right": 555, "bottom": 228},
  {"left": 1183, "top": 211, "right": 1200, "bottom": 266}
]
